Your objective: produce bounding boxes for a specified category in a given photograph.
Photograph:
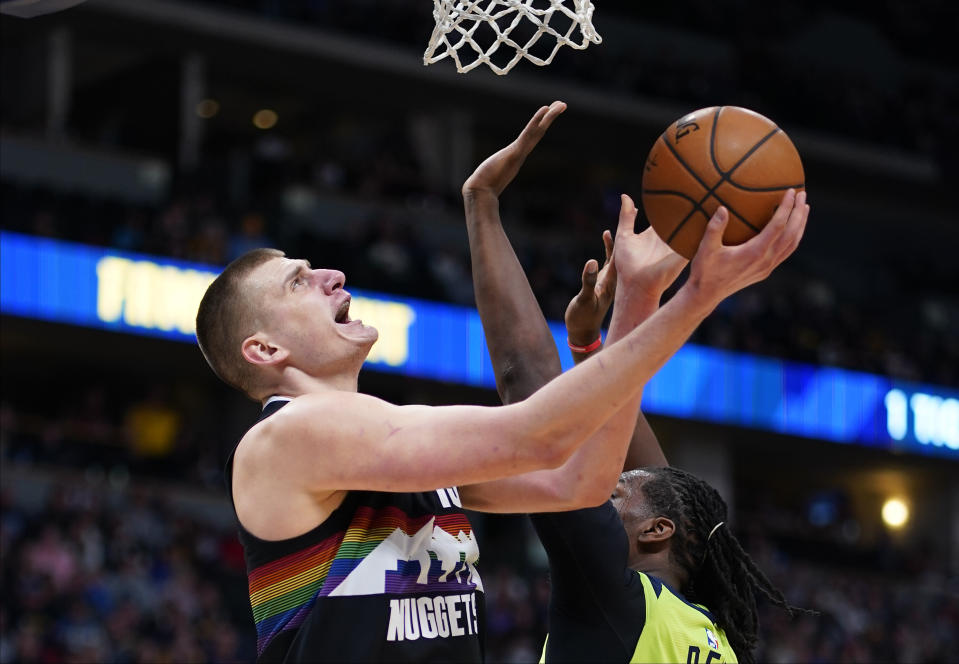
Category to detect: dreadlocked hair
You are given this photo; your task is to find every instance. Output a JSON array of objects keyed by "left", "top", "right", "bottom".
[{"left": 638, "top": 467, "right": 807, "bottom": 663}]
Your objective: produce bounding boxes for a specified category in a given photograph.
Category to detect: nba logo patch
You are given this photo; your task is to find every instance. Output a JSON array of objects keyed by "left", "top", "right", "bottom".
[{"left": 705, "top": 628, "right": 720, "bottom": 650}]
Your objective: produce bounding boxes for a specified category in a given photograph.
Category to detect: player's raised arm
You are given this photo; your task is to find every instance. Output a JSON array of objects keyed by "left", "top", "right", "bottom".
[
  {"left": 243, "top": 392, "right": 571, "bottom": 495},
  {"left": 238, "top": 185, "right": 804, "bottom": 505},
  {"left": 461, "top": 101, "right": 565, "bottom": 404},
  {"left": 566, "top": 216, "right": 691, "bottom": 470},
  {"left": 460, "top": 194, "right": 687, "bottom": 512},
  {"left": 505, "top": 187, "right": 807, "bottom": 481},
  {"left": 215, "top": 158, "right": 804, "bottom": 517},
  {"left": 454, "top": 101, "right": 679, "bottom": 512},
  {"left": 569, "top": 328, "right": 667, "bottom": 473}
]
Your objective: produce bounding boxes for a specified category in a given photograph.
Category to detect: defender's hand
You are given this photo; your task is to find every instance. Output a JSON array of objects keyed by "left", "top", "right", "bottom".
[
  {"left": 565, "top": 229, "right": 616, "bottom": 347},
  {"left": 462, "top": 101, "right": 567, "bottom": 200},
  {"left": 612, "top": 195, "right": 688, "bottom": 304},
  {"left": 687, "top": 189, "right": 809, "bottom": 307}
]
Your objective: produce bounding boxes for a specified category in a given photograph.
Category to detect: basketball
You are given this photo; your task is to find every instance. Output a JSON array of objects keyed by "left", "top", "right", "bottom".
[{"left": 641, "top": 106, "right": 804, "bottom": 259}]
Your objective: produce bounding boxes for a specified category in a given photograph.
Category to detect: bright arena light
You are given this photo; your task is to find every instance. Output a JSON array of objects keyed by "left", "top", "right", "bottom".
[
  {"left": 881, "top": 498, "right": 909, "bottom": 529},
  {"left": 253, "top": 109, "right": 278, "bottom": 129}
]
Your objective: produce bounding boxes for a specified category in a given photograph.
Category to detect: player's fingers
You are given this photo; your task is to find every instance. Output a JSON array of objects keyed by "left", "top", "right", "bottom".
[
  {"left": 757, "top": 188, "right": 796, "bottom": 246},
  {"left": 782, "top": 191, "right": 807, "bottom": 248},
  {"left": 772, "top": 198, "right": 809, "bottom": 266},
  {"left": 514, "top": 106, "right": 551, "bottom": 147},
  {"left": 598, "top": 259, "right": 618, "bottom": 302},
  {"left": 602, "top": 230, "right": 614, "bottom": 264},
  {"left": 734, "top": 188, "right": 794, "bottom": 272},
  {"left": 581, "top": 259, "right": 599, "bottom": 294},
  {"left": 785, "top": 204, "right": 809, "bottom": 258},
  {"left": 616, "top": 195, "right": 638, "bottom": 237},
  {"left": 539, "top": 100, "right": 567, "bottom": 129},
  {"left": 518, "top": 101, "right": 565, "bottom": 147},
  {"left": 765, "top": 190, "right": 805, "bottom": 262},
  {"left": 752, "top": 194, "right": 807, "bottom": 281},
  {"left": 528, "top": 105, "right": 550, "bottom": 129},
  {"left": 599, "top": 241, "right": 617, "bottom": 286},
  {"left": 699, "top": 206, "right": 730, "bottom": 251}
]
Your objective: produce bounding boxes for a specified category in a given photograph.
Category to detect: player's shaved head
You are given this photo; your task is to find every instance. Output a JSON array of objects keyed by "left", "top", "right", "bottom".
[{"left": 196, "top": 248, "right": 284, "bottom": 398}]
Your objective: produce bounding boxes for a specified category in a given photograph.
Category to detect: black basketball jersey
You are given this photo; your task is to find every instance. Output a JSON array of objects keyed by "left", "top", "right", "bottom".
[
  {"left": 531, "top": 503, "right": 736, "bottom": 663},
  {"left": 225, "top": 398, "right": 486, "bottom": 662}
]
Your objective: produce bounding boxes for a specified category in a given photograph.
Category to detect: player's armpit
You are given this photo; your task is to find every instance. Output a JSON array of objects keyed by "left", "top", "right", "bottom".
[{"left": 249, "top": 391, "right": 572, "bottom": 495}]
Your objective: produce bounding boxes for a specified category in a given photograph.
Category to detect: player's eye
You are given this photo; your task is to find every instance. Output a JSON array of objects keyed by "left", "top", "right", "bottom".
[{"left": 292, "top": 276, "right": 304, "bottom": 290}]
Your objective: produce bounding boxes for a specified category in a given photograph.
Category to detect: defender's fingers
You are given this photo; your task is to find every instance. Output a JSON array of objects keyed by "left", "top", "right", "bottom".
[
  {"left": 617, "top": 194, "right": 638, "bottom": 237},
  {"left": 529, "top": 105, "right": 550, "bottom": 128},
  {"left": 602, "top": 229, "right": 614, "bottom": 263},
  {"left": 597, "top": 259, "right": 618, "bottom": 301},
  {"left": 539, "top": 100, "right": 567, "bottom": 128},
  {"left": 519, "top": 101, "right": 566, "bottom": 144},
  {"left": 581, "top": 259, "right": 599, "bottom": 293},
  {"left": 515, "top": 106, "right": 550, "bottom": 145}
]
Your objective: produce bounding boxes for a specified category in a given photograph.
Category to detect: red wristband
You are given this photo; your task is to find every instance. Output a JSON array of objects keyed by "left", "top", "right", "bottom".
[{"left": 567, "top": 336, "right": 602, "bottom": 354}]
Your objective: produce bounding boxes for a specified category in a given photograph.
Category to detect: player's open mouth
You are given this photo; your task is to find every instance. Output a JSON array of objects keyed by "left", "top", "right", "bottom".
[{"left": 335, "top": 299, "right": 351, "bottom": 324}]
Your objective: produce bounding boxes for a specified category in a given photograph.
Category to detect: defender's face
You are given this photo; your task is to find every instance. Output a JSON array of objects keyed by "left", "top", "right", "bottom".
[
  {"left": 249, "top": 256, "right": 378, "bottom": 366},
  {"left": 612, "top": 470, "right": 657, "bottom": 568},
  {"left": 611, "top": 470, "right": 654, "bottom": 525}
]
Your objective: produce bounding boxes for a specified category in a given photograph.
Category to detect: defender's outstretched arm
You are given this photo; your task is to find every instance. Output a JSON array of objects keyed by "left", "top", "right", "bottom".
[
  {"left": 457, "top": 102, "right": 686, "bottom": 512},
  {"left": 461, "top": 102, "right": 565, "bottom": 405}
]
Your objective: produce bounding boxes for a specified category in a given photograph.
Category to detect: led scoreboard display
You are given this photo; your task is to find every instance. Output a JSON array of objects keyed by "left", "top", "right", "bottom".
[{"left": 2, "top": 231, "right": 957, "bottom": 460}]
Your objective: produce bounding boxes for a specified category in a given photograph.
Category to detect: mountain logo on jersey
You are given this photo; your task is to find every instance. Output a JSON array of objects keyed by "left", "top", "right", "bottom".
[
  {"left": 245, "top": 499, "right": 482, "bottom": 655},
  {"left": 705, "top": 627, "right": 720, "bottom": 650},
  {"left": 326, "top": 514, "right": 484, "bottom": 597}
]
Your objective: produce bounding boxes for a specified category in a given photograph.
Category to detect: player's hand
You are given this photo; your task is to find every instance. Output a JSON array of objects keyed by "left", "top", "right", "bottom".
[
  {"left": 688, "top": 188, "right": 809, "bottom": 306},
  {"left": 565, "top": 229, "right": 616, "bottom": 347},
  {"left": 462, "top": 101, "right": 566, "bottom": 200},
  {"left": 612, "top": 195, "right": 688, "bottom": 304}
]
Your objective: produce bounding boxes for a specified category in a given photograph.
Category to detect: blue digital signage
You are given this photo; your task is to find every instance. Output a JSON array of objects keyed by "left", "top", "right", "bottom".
[{"left": 2, "top": 231, "right": 957, "bottom": 460}]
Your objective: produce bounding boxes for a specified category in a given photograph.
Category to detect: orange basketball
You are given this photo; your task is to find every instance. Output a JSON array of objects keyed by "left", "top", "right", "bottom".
[{"left": 641, "top": 106, "right": 804, "bottom": 259}]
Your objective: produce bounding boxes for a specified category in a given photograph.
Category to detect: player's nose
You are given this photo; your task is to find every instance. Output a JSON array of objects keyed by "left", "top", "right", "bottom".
[{"left": 316, "top": 269, "right": 346, "bottom": 294}]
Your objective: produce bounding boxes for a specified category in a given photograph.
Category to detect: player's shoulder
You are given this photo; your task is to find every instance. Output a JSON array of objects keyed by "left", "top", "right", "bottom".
[{"left": 245, "top": 390, "right": 388, "bottom": 451}]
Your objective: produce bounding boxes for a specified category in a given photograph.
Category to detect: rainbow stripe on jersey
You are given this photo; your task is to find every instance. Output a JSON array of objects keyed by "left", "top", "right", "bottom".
[{"left": 248, "top": 504, "right": 479, "bottom": 655}]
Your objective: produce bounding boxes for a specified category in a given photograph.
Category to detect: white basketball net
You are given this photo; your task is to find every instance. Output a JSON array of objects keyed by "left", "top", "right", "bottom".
[{"left": 424, "top": 0, "right": 602, "bottom": 75}]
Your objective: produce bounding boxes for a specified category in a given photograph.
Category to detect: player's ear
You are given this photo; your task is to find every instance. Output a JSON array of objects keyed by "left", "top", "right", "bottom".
[
  {"left": 241, "top": 334, "right": 289, "bottom": 367},
  {"left": 636, "top": 516, "right": 675, "bottom": 544}
]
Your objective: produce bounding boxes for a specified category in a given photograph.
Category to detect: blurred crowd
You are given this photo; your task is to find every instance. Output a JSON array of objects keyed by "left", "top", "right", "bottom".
[
  {"left": 0, "top": 379, "right": 235, "bottom": 494},
  {"left": 2, "top": 459, "right": 956, "bottom": 663},
  {"left": 0, "top": 478, "right": 252, "bottom": 663}
]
